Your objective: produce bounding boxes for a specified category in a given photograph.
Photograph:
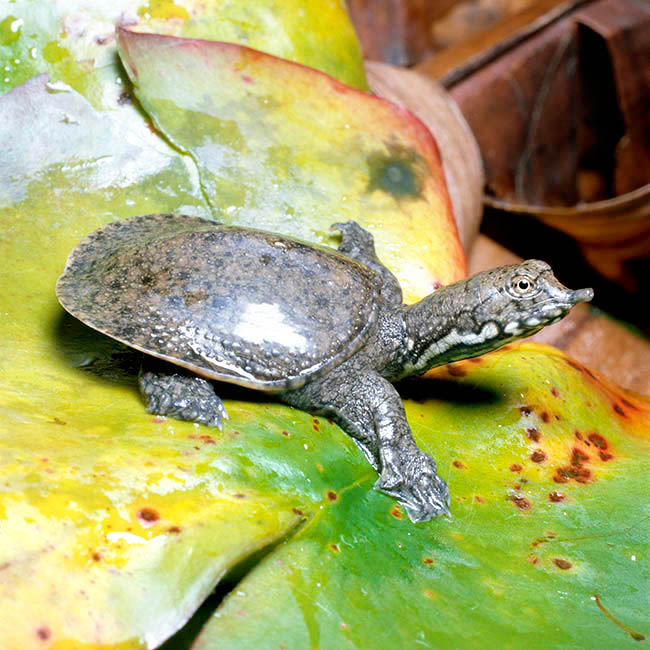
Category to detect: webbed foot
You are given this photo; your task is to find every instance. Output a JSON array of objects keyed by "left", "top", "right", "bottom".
[
  {"left": 375, "top": 450, "right": 450, "bottom": 522},
  {"left": 139, "top": 367, "right": 228, "bottom": 429}
]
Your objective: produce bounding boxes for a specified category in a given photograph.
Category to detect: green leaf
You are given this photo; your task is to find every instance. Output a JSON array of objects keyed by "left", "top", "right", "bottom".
[
  {"left": 192, "top": 345, "right": 650, "bottom": 650},
  {"left": 2, "top": 13, "right": 648, "bottom": 650},
  {"left": 116, "top": 29, "right": 465, "bottom": 302},
  {"left": 0, "top": 56, "right": 463, "bottom": 646}
]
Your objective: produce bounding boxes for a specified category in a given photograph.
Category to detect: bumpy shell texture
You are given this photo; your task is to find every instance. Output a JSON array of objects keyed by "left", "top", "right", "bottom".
[{"left": 56, "top": 214, "right": 380, "bottom": 390}]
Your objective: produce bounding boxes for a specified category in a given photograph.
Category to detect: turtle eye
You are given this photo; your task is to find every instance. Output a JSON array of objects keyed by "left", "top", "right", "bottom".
[{"left": 509, "top": 274, "right": 538, "bottom": 297}]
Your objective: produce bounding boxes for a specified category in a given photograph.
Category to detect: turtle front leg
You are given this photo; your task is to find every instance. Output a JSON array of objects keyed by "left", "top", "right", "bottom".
[
  {"left": 138, "top": 361, "right": 228, "bottom": 429},
  {"left": 281, "top": 368, "right": 449, "bottom": 521},
  {"left": 332, "top": 221, "right": 403, "bottom": 308}
]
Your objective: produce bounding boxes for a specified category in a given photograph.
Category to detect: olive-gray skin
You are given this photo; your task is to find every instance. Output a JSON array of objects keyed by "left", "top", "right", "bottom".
[{"left": 56, "top": 214, "right": 593, "bottom": 522}]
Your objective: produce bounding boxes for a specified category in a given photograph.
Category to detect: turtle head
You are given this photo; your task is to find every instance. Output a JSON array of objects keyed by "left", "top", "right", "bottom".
[
  {"left": 400, "top": 260, "right": 593, "bottom": 375},
  {"left": 476, "top": 259, "right": 593, "bottom": 339}
]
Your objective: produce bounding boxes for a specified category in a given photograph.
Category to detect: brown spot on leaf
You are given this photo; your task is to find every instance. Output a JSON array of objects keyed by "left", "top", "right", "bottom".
[
  {"left": 587, "top": 433, "right": 608, "bottom": 449},
  {"left": 540, "top": 411, "right": 551, "bottom": 423},
  {"left": 519, "top": 406, "right": 533, "bottom": 416},
  {"left": 138, "top": 507, "right": 160, "bottom": 523},
  {"left": 453, "top": 460, "right": 466, "bottom": 469},
  {"left": 327, "top": 491, "right": 338, "bottom": 502},
  {"left": 526, "top": 427, "right": 541, "bottom": 442},
  {"left": 527, "top": 554, "right": 539, "bottom": 565},
  {"left": 612, "top": 403, "right": 627, "bottom": 417},
  {"left": 531, "top": 449, "right": 547, "bottom": 463},
  {"left": 330, "top": 543, "right": 340, "bottom": 552},
  {"left": 567, "top": 359, "right": 584, "bottom": 372},
  {"left": 584, "top": 366, "right": 597, "bottom": 380},
  {"left": 549, "top": 491, "right": 565, "bottom": 502},
  {"left": 510, "top": 495, "right": 531, "bottom": 510},
  {"left": 36, "top": 627, "right": 51, "bottom": 641},
  {"left": 469, "top": 357, "right": 483, "bottom": 364},
  {"left": 51, "top": 417, "right": 66, "bottom": 425},
  {"left": 447, "top": 364, "right": 467, "bottom": 377},
  {"left": 553, "top": 558, "right": 572, "bottom": 570},
  {"left": 475, "top": 495, "right": 485, "bottom": 503},
  {"left": 510, "top": 463, "right": 523, "bottom": 472},
  {"left": 554, "top": 464, "right": 591, "bottom": 484},
  {"left": 575, "top": 430, "right": 584, "bottom": 441},
  {"left": 92, "top": 551, "right": 101, "bottom": 562},
  {"left": 599, "top": 451, "right": 613, "bottom": 461},
  {"left": 571, "top": 448, "right": 590, "bottom": 465},
  {"left": 422, "top": 557, "right": 434, "bottom": 565},
  {"left": 621, "top": 397, "right": 639, "bottom": 411},
  {"left": 281, "top": 430, "right": 290, "bottom": 437},
  {"left": 390, "top": 504, "right": 403, "bottom": 519},
  {"left": 551, "top": 387, "right": 560, "bottom": 398},
  {"left": 292, "top": 508, "right": 303, "bottom": 516},
  {"left": 233, "top": 493, "right": 246, "bottom": 499},
  {"left": 168, "top": 526, "right": 181, "bottom": 534},
  {"left": 553, "top": 467, "right": 571, "bottom": 483}
]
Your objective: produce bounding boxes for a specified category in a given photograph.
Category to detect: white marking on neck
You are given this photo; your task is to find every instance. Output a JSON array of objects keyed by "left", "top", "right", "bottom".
[
  {"left": 504, "top": 321, "right": 524, "bottom": 335},
  {"left": 409, "top": 321, "right": 500, "bottom": 373}
]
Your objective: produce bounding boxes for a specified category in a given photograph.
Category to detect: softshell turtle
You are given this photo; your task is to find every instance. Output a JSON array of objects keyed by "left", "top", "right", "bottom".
[{"left": 56, "top": 214, "right": 593, "bottom": 522}]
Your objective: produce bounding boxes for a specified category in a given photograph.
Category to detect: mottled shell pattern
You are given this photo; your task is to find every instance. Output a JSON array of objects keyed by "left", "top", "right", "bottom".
[{"left": 56, "top": 214, "right": 382, "bottom": 391}]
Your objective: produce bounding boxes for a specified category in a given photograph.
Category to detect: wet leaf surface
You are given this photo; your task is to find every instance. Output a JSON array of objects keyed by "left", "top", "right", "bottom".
[
  {"left": 193, "top": 344, "right": 650, "bottom": 650},
  {"left": 1, "top": 7, "right": 648, "bottom": 650},
  {"left": 0, "top": 0, "right": 367, "bottom": 103},
  {"left": 0, "top": 46, "right": 463, "bottom": 647}
]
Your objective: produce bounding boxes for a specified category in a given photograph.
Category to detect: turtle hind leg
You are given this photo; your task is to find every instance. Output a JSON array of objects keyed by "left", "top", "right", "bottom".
[
  {"left": 138, "top": 362, "right": 228, "bottom": 429},
  {"left": 281, "top": 367, "right": 449, "bottom": 522}
]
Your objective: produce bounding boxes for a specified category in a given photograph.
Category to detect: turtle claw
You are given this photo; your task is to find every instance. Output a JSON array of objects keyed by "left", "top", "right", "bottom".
[{"left": 375, "top": 451, "right": 450, "bottom": 522}]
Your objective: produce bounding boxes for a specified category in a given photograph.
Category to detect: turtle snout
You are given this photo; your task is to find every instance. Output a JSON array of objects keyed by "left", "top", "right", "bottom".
[{"left": 570, "top": 287, "right": 594, "bottom": 305}]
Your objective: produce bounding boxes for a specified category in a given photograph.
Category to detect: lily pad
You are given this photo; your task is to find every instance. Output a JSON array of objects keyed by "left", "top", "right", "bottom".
[
  {"left": 1, "top": 16, "right": 648, "bottom": 650},
  {"left": 192, "top": 344, "right": 650, "bottom": 650},
  {"left": 0, "top": 61, "right": 463, "bottom": 647},
  {"left": 117, "top": 28, "right": 465, "bottom": 301}
]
